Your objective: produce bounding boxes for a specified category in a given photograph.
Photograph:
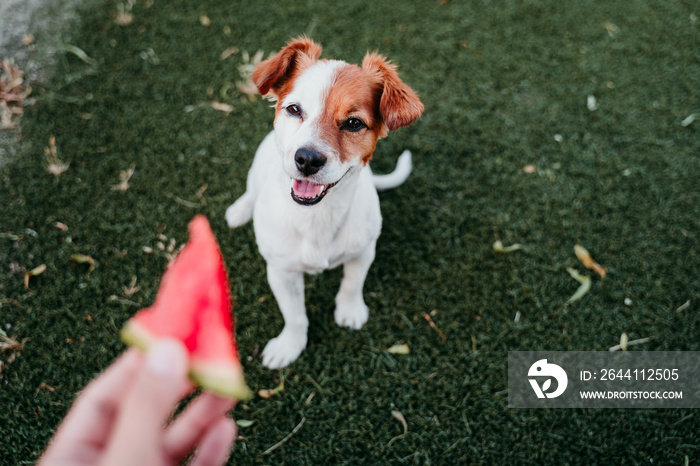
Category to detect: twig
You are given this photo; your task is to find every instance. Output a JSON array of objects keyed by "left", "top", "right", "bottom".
[
  {"left": 422, "top": 312, "right": 447, "bottom": 342},
  {"left": 387, "top": 410, "right": 408, "bottom": 447},
  {"left": 609, "top": 337, "right": 650, "bottom": 352},
  {"left": 262, "top": 417, "right": 306, "bottom": 455}
]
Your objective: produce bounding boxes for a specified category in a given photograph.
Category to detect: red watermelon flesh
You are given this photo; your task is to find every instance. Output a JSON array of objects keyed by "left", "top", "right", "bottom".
[{"left": 120, "top": 215, "right": 252, "bottom": 400}]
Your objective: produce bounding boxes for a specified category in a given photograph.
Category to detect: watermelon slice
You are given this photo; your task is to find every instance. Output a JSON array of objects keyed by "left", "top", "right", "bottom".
[{"left": 120, "top": 215, "right": 252, "bottom": 400}]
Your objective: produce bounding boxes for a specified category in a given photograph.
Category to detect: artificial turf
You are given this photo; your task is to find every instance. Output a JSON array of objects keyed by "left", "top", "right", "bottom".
[{"left": 1, "top": 0, "right": 699, "bottom": 464}]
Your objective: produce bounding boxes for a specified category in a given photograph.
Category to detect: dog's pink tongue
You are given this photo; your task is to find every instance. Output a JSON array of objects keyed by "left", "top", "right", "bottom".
[{"left": 293, "top": 179, "right": 323, "bottom": 198}]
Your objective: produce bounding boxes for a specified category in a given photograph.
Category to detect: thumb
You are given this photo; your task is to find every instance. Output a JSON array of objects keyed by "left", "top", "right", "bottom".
[{"left": 101, "top": 339, "right": 192, "bottom": 465}]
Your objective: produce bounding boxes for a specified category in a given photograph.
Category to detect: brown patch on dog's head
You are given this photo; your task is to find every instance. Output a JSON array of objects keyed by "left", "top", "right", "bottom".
[
  {"left": 252, "top": 37, "right": 322, "bottom": 101},
  {"left": 318, "top": 64, "right": 386, "bottom": 164},
  {"left": 315, "top": 55, "right": 423, "bottom": 165}
]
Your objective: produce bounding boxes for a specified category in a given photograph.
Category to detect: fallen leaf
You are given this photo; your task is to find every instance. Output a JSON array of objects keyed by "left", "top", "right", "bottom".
[
  {"left": 522, "top": 164, "right": 536, "bottom": 173},
  {"left": 210, "top": 101, "right": 234, "bottom": 114},
  {"left": 123, "top": 276, "right": 140, "bottom": 296},
  {"left": 35, "top": 382, "right": 56, "bottom": 397},
  {"left": 619, "top": 332, "right": 628, "bottom": 351},
  {"left": 115, "top": 2, "right": 134, "bottom": 26},
  {"left": 236, "top": 419, "right": 256, "bottom": 428},
  {"left": 70, "top": 254, "right": 96, "bottom": 276},
  {"left": 0, "top": 331, "right": 23, "bottom": 351},
  {"left": 61, "top": 44, "right": 97, "bottom": 66},
  {"left": 565, "top": 268, "right": 591, "bottom": 304},
  {"left": 237, "top": 50, "right": 266, "bottom": 97},
  {"left": 220, "top": 46, "right": 239, "bottom": 60},
  {"left": 493, "top": 240, "right": 523, "bottom": 253},
  {"left": 386, "top": 344, "right": 410, "bottom": 355},
  {"left": 199, "top": 13, "right": 212, "bottom": 27},
  {"left": 387, "top": 410, "right": 408, "bottom": 446},
  {"left": 111, "top": 164, "right": 136, "bottom": 191},
  {"left": 24, "top": 264, "right": 47, "bottom": 290},
  {"left": 574, "top": 244, "right": 607, "bottom": 278},
  {"left": 258, "top": 380, "right": 284, "bottom": 399},
  {"left": 603, "top": 21, "right": 620, "bottom": 38},
  {"left": 44, "top": 136, "right": 69, "bottom": 177},
  {"left": 587, "top": 95, "right": 597, "bottom": 111},
  {"left": 681, "top": 114, "right": 697, "bottom": 127},
  {"left": 1, "top": 58, "right": 32, "bottom": 128}
]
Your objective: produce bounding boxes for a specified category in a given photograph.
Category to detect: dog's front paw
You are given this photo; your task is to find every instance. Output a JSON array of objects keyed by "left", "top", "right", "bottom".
[
  {"left": 334, "top": 300, "right": 369, "bottom": 330},
  {"left": 262, "top": 330, "right": 307, "bottom": 369},
  {"left": 225, "top": 194, "right": 254, "bottom": 228}
]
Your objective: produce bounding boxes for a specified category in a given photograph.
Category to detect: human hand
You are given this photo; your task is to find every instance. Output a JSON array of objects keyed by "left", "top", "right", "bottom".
[{"left": 39, "top": 339, "right": 237, "bottom": 466}]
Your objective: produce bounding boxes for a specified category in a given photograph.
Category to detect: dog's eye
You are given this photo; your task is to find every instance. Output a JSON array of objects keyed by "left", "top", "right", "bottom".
[
  {"left": 342, "top": 118, "right": 366, "bottom": 132},
  {"left": 286, "top": 104, "right": 302, "bottom": 117}
]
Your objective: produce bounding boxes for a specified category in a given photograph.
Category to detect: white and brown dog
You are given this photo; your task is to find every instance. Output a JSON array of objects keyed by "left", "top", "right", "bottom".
[{"left": 225, "top": 37, "right": 423, "bottom": 368}]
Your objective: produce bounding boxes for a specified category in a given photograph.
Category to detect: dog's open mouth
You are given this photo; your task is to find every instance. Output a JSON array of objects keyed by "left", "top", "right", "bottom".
[{"left": 291, "top": 179, "right": 339, "bottom": 206}]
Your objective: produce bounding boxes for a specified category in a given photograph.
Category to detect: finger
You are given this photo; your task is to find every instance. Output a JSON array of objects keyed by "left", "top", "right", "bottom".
[
  {"left": 101, "top": 339, "right": 192, "bottom": 465},
  {"left": 189, "top": 417, "right": 237, "bottom": 466},
  {"left": 39, "top": 350, "right": 142, "bottom": 463},
  {"left": 163, "top": 393, "right": 236, "bottom": 461}
]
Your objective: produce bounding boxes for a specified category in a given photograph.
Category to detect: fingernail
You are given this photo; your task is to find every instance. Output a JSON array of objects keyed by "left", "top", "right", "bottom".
[{"left": 146, "top": 339, "right": 188, "bottom": 377}]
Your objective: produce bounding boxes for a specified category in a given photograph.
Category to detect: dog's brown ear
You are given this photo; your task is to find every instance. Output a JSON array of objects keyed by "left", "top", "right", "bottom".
[
  {"left": 253, "top": 37, "right": 322, "bottom": 99},
  {"left": 362, "top": 53, "right": 423, "bottom": 132}
]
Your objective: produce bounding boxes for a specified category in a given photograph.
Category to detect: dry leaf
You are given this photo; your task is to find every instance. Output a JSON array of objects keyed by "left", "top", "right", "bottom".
[
  {"left": 237, "top": 50, "right": 266, "bottom": 97},
  {"left": 210, "top": 101, "right": 234, "bottom": 114},
  {"left": 236, "top": 419, "right": 256, "bottom": 428},
  {"left": 1, "top": 58, "right": 32, "bottom": 128},
  {"left": 258, "top": 380, "right": 284, "bottom": 399},
  {"left": 70, "top": 254, "right": 96, "bottom": 276},
  {"left": 115, "top": 1, "right": 134, "bottom": 26},
  {"left": 24, "top": 264, "right": 46, "bottom": 290},
  {"left": 199, "top": 13, "right": 212, "bottom": 27},
  {"left": 493, "top": 240, "right": 523, "bottom": 253},
  {"left": 574, "top": 244, "right": 607, "bottom": 278},
  {"left": 0, "top": 331, "right": 26, "bottom": 352},
  {"left": 386, "top": 344, "right": 410, "bottom": 355},
  {"left": 619, "top": 332, "right": 628, "bottom": 351},
  {"left": 603, "top": 21, "right": 620, "bottom": 38},
  {"left": 123, "top": 276, "right": 140, "bottom": 296},
  {"left": 565, "top": 268, "right": 591, "bottom": 304},
  {"left": 681, "top": 114, "right": 697, "bottom": 127},
  {"left": 220, "top": 46, "right": 239, "bottom": 60},
  {"left": 44, "top": 136, "right": 69, "bottom": 177},
  {"left": 522, "top": 164, "right": 536, "bottom": 173},
  {"left": 387, "top": 410, "right": 408, "bottom": 447},
  {"left": 111, "top": 164, "right": 136, "bottom": 191},
  {"left": 35, "top": 382, "right": 57, "bottom": 397},
  {"left": 587, "top": 95, "right": 597, "bottom": 111}
]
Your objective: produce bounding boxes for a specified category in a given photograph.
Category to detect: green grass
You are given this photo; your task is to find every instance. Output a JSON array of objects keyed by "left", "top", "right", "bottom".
[{"left": 1, "top": 0, "right": 699, "bottom": 464}]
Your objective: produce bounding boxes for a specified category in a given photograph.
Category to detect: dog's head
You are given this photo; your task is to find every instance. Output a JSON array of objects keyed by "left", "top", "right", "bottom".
[{"left": 252, "top": 37, "right": 423, "bottom": 206}]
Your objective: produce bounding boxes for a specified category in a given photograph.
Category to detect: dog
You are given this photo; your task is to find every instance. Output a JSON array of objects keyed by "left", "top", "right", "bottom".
[{"left": 225, "top": 37, "right": 423, "bottom": 368}]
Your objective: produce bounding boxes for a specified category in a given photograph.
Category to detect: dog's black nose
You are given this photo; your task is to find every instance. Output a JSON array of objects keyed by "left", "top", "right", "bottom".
[{"left": 294, "top": 148, "right": 326, "bottom": 176}]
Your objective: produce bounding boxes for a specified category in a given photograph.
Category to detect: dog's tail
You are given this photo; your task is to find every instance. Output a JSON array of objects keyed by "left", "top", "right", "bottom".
[{"left": 373, "top": 150, "right": 413, "bottom": 191}]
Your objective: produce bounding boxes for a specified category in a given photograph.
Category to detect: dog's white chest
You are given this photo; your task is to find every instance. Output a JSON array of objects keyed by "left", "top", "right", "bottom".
[{"left": 254, "top": 198, "right": 379, "bottom": 274}]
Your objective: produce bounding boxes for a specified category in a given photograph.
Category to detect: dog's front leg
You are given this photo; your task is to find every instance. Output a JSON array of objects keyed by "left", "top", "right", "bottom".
[
  {"left": 262, "top": 265, "right": 309, "bottom": 369},
  {"left": 334, "top": 242, "right": 376, "bottom": 329}
]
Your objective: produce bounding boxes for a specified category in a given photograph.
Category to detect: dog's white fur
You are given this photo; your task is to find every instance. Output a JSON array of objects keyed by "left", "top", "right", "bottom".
[{"left": 225, "top": 38, "right": 423, "bottom": 368}]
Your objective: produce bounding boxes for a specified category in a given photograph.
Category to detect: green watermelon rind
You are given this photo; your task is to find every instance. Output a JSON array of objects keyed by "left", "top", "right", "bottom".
[{"left": 120, "top": 320, "right": 253, "bottom": 401}]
